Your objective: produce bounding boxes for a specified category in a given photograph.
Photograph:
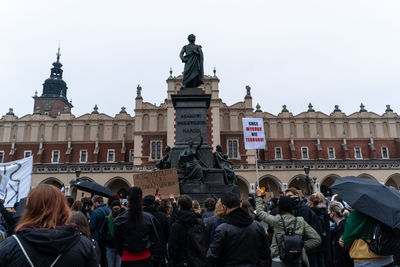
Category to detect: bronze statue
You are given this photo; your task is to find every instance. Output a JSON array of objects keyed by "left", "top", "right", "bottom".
[
  {"left": 178, "top": 136, "right": 206, "bottom": 183},
  {"left": 213, "top": 145, "right": 237, "bottom": 184},
  {"left": 179, "top": 34, "right": 204, "bottom": 88},
  {"left": 155, "top": 146, "right": 171, "bottom": 170}
]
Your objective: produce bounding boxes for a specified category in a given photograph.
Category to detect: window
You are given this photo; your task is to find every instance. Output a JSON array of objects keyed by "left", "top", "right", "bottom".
[
  {"left": 107, "top": 149, "right": 115, "bottom": 162},
  {"left": 381, "top": 147, "right": 389, "bottom": 159},
  {"left": 354, "top": 147, "right": 362, "bottom": 159},
  {"left": 80, "top": 150, "right": 88, "bottom": 163},
  {"left": 275, "top": 147, "right": 282, "bottom": 160},
  {"left": 24, "top": 150, "right": 32, "bottom": 158},
  {"left": 129, "top": 149, "right": 135, "bottom": 162},
  {"left": 0, "top": 151, "right": 4, "bottom": 163},
  {"left": 301, "top": 147, "right": 309, "bottom": 159},
  {"left": 51, "top": 150, "right": 60, "bottom": 163},
  {"left": 227, "top": 139, "right": 239, "bottom": 159},
  {"left": 327, "top": 147, "right": 335, "bottom": 159},
  {"left": 151, "top": 141, "right": 162, "bottom": 160}
]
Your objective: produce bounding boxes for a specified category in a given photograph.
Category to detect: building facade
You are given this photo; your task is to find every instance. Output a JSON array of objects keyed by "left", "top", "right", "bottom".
[{"left": 1, "top": 52, "right": 400, "bottom": 199}]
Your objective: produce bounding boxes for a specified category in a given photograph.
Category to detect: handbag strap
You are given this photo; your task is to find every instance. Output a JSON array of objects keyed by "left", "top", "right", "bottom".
[{"left": 13, "top": 234, "right": 62, "bottom": 267}]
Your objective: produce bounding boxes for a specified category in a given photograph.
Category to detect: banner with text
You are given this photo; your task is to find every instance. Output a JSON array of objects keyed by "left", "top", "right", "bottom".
[
  {"left": 133, "top": 168, "right": 180, "bottom": 197},
  {"left": 0, "top": 156, "right": 33, "bottom": 208},
  {"left": 242, "top": 118, "right": 266, "bottom": 149}
]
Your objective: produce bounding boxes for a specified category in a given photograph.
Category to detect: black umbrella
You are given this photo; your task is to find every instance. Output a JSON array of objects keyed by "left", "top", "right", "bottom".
[
  {"left": 72, "top": 180, "right": 113, "bottom": 198},
  {"left": 331, "top": 176, "right": 400, "bottom": 229}
]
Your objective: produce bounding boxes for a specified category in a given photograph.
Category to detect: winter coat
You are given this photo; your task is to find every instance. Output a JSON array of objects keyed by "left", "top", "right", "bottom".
[
  {"left": 0, "top": 225, "right": 99, "bottom": 267},
  {"left": 113, "top": 210, "right": 159, "bottom": 255},
  {"left": 309, "top": 206, "right": 332, "bottom": 266},
  {"left": 202, "top": 210, "right": 214, "bottom": 219},
  {"left": 168, "top": 209, "right": 198, "bottom": 266},
  {"left": 256, "top": 197, "right": 321, "bottom": 267},
  {"left": 89, "top": 203, "right": 110, "bottom": 242},
  {"left": 294, "top": 198, "right": 314, "bottom": 226},
  {"left": 207, "top": 208, "right": 271, "bottom": 267},
  {"left": 142, "top": 207, "right": 169, "bottom": 261},
  {"left": 331, "top": 219, "right": 353, "bottom": 267}
]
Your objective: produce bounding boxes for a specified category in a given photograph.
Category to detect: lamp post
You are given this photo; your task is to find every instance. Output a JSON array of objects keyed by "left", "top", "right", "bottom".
[
  {"left": 304, "top": 166, "right": 311, "bottom": 195},
  {"left": 75, "top": 167, "right": 81, "bottom": 180}
]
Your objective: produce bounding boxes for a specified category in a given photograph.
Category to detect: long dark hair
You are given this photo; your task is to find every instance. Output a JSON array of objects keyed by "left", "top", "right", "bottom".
[{"left": 128, "top": 186, "right": 143, "bottom": 225}]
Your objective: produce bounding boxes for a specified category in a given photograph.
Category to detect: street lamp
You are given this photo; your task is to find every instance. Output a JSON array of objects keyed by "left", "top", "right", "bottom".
[
  {"left": 75, "top": 167, "right": 81, "bottom": 180},
  {"left": 304, "top": 166, "right": 311, "bottom": 195}
]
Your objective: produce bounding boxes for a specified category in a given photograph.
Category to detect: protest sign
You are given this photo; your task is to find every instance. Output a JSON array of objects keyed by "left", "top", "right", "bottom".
[
  {"left": 242, "top": 118, "right": 266, "bottom": 149},
  {"left": 133, "top": 168, "right": 180, "bottom": 197},
  {"left": 0, "top": 156, "right": 33, "bottom": 208}
]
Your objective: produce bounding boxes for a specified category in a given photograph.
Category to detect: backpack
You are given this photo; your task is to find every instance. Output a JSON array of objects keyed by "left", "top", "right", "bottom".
[
  {"left": 365, "top": 221, "right": 400, "bottom": 257},
  {"left": 186, "top": 219, "right": 209, "bottom": 267},
  {"left": 279, "top": 216, "right": 303, "bottom": 264},
  {"left": 98, "top": 209, "right": 109, "bottom": 246}
]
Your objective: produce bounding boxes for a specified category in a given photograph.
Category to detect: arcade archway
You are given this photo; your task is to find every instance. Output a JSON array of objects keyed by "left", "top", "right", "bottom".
[
  {"left": 105, "top": 177, "right": 131, "bottom": 196},
  {"left": 259, "top": 175, "right": 282, "bottom": 197},
  {"left": 357, "top": 173, "right": 377, "bottom": 180},
  {"left": 288, "top": 174, "right": 307, "bottom": 195},
  {"left": 40, "top": 177, "right": 63, "bottom": 188},
  {"left": 236, "top": 176, "right": 249, "bottom": 200},
  {"left": 385, "top": 173, "right": 400, "bottom": 189},
  {"left": 320, "top": 174, "right": 340, "bottom": 197}
]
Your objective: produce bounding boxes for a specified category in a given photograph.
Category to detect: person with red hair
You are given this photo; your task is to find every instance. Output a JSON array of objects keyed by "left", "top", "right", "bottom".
[{"left": 0, "top": 184, "right": 99, "bottom": 266}]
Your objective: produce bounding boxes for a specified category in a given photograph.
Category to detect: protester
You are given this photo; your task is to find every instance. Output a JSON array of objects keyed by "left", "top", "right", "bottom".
[
  {"left": 70, "top": 211, "right": 101, "bottom": 261},
  {"left": 143, "top": 195, "right": 169, "bottom": 267},
  {"left": 168, "top": 194, "right": 207, "bottom": 266},
  {"left": 90, "top": 195, "right": 111, "bottom": 267},
  {"left": 256, "top": 187, "right": 321, "bottom": 267},
  {"left": 105, "top": 200, "right": 122, "bottom": 267},
  {"left": 0, "top": 184, "right": 99, "bottom": 266},
  {"left": 328, "top": 201, "right": 352, "bottom": 267},
  {"left": 66, "top": 196, "right": 74, "bottom": 208},
  {"left": 0, "top": 199, "right": 17, "bottom": 235},
  {"left": 114, "top": 186, "right": 160, "bottom": 266},
  {"left": 285, "top": 188, "right": 314, "bottom": 225},
  {"left": 340, "top": 209, "right": 394, "bottom": 266},
  {"left": 202, "top": 198, "right": 216, "bottom": 219},
  {"left": 71, "top": 200, "right": 83, "bottom": 211},
  {"left": 208, "top": 198, "right": 226, "bottom": 242},
  {"left": 207, "top": 192, "right": 271, "bottom": 267},
  {"left": 192, "top": 200, "right": 202, "bottom": 218},
  {"left": 81, "top": 197, "right": 93, "bottom": 220},
  {"left": 307, "top": 193, "right": 332, "bottom": 267}
]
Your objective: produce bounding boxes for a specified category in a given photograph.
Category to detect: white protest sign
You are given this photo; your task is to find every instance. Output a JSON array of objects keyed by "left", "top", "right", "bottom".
[
  {"left": 0, "top": 156, "right": 33, "bottom": 208},
  {"left": 242, "top": 118, "right": 266, "bottom": 149}
]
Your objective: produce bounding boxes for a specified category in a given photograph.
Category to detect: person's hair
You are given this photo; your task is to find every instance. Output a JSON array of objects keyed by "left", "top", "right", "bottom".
[
  {"left": 70, "top": 211, "right": 91, "bottom": 238},
  {"left": 93, "top": 196, "right": 104, "bottom": 204},
  {"left": 241, "top": 200, "right": 255, "bottom": 219},
  {"left": 66, "top": 197, "right": 74, "bottom": 208},
  {"left": 214, "top": 199, "right": 226, "bottom": 218},
  {"left": 277, "top": 196, "right": 295, "bottom": 215},
  {"left": 192, "top": 200, "right": 202, "bottom": 216},
  {"left": 329, "top": 201, "right": 344, "bottom": 218},
  {"left": 285, "top": 188, "right": 299, "bottom": 197},
  {"left": 128, "top": 187, "right": 143, "bottom": 225},
  {"left": 204, "top": 198, "right": 216, "bottom": 212},
  {"left": 221, "top": 192, "right": 240, "bottom": 209},
  {"left": 15, "top": 184, "right": 71, "bottom": 231},
  {"left": 332, "top": 194, "right": 343, "bottom": 203},
  {"left": 71, "top": 200, "right": 83, "bottom": 212},
  {"left": 178, "top": 195, "right": 192, "bottom": 210},
  {"left": 308, "top": 193, "right": 324, "bottom": 206},
  {"left": 159, "top": 199, "right": 172, "bottom": 217}
]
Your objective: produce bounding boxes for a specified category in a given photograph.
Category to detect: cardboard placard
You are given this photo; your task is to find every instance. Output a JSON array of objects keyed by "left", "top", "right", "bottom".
[{"left": 133, "top": 168, "right": 180, "bottom": 198}]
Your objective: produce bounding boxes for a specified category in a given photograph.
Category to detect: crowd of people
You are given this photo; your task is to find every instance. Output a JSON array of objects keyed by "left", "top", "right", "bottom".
[{"left": 0, "top": 184, "right": 398, "bottom": 267}]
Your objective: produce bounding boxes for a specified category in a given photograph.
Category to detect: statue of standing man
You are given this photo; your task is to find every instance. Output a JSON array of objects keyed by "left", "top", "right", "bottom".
[{"left": 180, "top": 34, "right": 204, "bottom": 88}]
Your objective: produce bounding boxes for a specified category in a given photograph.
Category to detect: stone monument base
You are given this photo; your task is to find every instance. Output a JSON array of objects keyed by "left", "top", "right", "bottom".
[{"left": 178, "top": 168, "right": 240, "bottom": 204}]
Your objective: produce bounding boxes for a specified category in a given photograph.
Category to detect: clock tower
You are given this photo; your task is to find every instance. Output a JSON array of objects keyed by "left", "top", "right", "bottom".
[{"left": 33, "top": 47, "right": 73, "bottom": 117}]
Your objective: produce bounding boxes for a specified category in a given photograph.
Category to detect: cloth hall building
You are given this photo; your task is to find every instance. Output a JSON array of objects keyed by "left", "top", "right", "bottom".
[{"left": 1, "top": 52, "right": 400, "bottom": 199}]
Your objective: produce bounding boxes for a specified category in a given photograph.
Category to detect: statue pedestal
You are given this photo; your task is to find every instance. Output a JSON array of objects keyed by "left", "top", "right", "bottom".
[{"left": 170, "top": 88, "right": 239, "bottom": 202}]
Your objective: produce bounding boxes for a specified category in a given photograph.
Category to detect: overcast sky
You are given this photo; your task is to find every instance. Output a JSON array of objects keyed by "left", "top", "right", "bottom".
[{"left": 1, "top": 0, "right": 399, "bottom": 118}]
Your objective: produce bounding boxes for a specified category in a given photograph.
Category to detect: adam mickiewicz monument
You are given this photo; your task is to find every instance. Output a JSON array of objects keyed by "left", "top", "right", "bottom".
[{"left": 179, "top": 34, "right": 204, "bottom": 89}]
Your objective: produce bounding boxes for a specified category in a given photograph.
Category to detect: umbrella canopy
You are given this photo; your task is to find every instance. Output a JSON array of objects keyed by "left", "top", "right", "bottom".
[
  {"left": 331, "top": 176, "right": 400, "bottom": 229},
  {"left": 72, "top": 180, "right": 113, "bottom": 198}
]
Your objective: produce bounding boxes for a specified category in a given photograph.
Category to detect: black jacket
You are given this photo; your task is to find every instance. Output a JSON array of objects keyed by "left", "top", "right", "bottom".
[
  {"left": 294, "top": 199, "right": 314, "bottom": 226},
  {"left": 0, "top": 225, "right": 99, "bottom": 267},
  {"left": 168, "top": 210, "right": 199, "bottom": 266},
  {"left": 331, "top": 219, "right": 353, "bottom": 267},
  {"left": 207, "top": 208, "right": 271, "bottom": 267},
  {"left": 113, "top": 210, "right": 158, "bottom": 255},
  {"left": 143, "top": 206, "right": 169, "bottom": 261}
]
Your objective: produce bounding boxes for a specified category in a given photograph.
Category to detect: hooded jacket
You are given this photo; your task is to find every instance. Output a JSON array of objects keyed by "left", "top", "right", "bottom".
[
  {"left": 0, "top": 225, "right": 99, "bottom": 267},
  {"left": 207, "top": 208, "right": 271, "bottom": 267},
  {"left": 168, "top": 209, "right": 199, "bottom": 266}
]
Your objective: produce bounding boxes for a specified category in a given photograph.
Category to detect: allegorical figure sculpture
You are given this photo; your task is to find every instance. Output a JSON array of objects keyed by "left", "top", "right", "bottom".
[
  {"left": 155, "top": 146, "right": 171, "bottom": 170},
  {"left": 179, "top": 34, "right": 204, "bottom": 88},
  {"left": 178, "top": 136, "right": 206, "bottom": 183},
  {"left": 213, "top": 145, "right": 237, "bottom": 184}
]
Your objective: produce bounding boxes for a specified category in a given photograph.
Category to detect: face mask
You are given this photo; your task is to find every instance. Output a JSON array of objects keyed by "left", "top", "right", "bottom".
[{"left": 112, "top": 209, "right": 121, "bottom": 217}]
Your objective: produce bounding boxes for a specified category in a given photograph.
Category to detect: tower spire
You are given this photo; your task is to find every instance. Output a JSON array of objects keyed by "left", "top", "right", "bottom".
[{"left": 56, "top": 42, "right": 61, "bottom": 62}]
